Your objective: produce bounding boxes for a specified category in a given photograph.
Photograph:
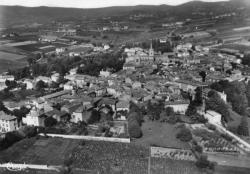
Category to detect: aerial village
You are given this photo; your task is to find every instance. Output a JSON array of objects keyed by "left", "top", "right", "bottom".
[{"left": 1, "top": 14, "right": 250, "bottom": 173}]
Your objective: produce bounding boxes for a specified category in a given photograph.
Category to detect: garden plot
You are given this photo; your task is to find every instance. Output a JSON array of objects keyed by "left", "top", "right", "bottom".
[
  {"left": 191, "top": 128, "right": 240, "bottom": 153},
  {"left": 69, "top": 141, "right": 149, "bottom": 174},
  {"left": 151, "top": 146, "right": 196, "bottom": 161}
]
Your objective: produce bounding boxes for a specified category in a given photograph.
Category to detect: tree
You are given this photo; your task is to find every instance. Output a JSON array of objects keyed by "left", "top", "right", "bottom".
[
  {"left": 246, "top": 81, "right": 250, "bottom": 107},
  {"left": 35, "top": 80, "right": 47, "bottom": 91},
  {"left": 50, "top": 81, "right": 59, "bottom": 89},
  {"left": 87, "top": 109, "right": 100, "bottom": 124},
  {"left": 35, "top": 53, "right": 42, "bottom": 60},
  {"left": 27, "top": 57, "right": 36, "bottom": 66},
  {"left": 237, "top": 115, "right": 249, "bottom": 136},
  {"left": 196, "top": 154, "right": 215, "bottom": 170},
  {"left": 211, "top": 80, "right": 248, "bottom": 115},
  {"left": 242, "top": 54, "right": 250, "bottom": 67},
  {"left": 5, "top": 80, "right": 17, "bottom": 89},
  {"left": 129, "top": 102, "right": 143, "bottom": 125},
  {"left": 206, "top": 90, "right": 230, "bottom": 122},
  {"left": 199, "top": 71, "right": 206, "bottom": 82},
  {"left": 165, "top": 107, "right": 175, "bottom": 117},
  {"left": 193, "top": 87, "right": 203, "bottom": 106},
  {"left": 12, "top": 106, "right": 30, "bottom": 122},
  {"left": 128, "top": 116, "right": 142, "bottom": 138},
  {"left": 147, "top": 100, "right": 163, "bottom": 121},
  {"left": 22, "top": 126, "right": 37, "bottom": 138},
  {"left": 190, "top": 113, "right": 208, "bottom": 124},
  {"left": 44, "top": 117, "right": 57, "bottom": 127},
  {"left": 186, "top": 101, "right": 197, "bottom": 116},
  {"left": 176, "top": 127, "right": 192, "bottom": 142}
]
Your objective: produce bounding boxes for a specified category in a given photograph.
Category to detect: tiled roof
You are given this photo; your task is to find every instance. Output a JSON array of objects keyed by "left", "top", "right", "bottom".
[{"left": 0, "top": 111, "right": 16, "bottom": 121}]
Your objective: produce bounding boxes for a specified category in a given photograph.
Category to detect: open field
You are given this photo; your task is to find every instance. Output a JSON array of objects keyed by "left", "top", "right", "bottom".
[
  {"left": 217, "top": 44, "right": 250, "bottom": 53},
  {"left": 0, "top": 58, "right": 27, "bottom": 73},
  {"left": 0, "top": 137, "right": 80, "bottom": 165},
  {"left": 134, "top": 121, "right": 190, "bottom": 149},
  {"left": 214, "top": 165, "right": 250, "bottom": 174},
  {"left": 70, "top": 140, "right": 149, "bottom": 174},
  {"left": 0, "top": 51, "right": 26, "bottom": 60},
  {"left": 0, "top": 49, "right": 28, "bottom": 73},
  {"left": 150, "top": 158, "right": 204, "bottom": 174},
  {"left": 207, "top": 153, "right": 250, "bottom": 169},
  {"left": 15, "top": 42, "right": 69, "bottom": 52}
]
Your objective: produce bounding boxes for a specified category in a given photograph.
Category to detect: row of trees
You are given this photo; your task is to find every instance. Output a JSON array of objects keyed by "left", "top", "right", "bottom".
[
  {"left": 205, "top": 90, "right": 230, "bottom": 122},
  {"left": 211, "top": 80, "right": 248, "bottom": 115},
  {"left": 77, "top": 51, "right": 125, "bottom": 76},
  {"left": 0, "top": 101, "right": 30, "bottom": 123},
  {"left": 9, "top": 49, "right": 125, "bottom": 81},
  {"left": 128, "top": 102, "right": 143, "bottom": 138}
]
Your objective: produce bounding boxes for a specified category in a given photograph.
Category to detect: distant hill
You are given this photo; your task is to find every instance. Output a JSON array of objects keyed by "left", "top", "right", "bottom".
[{"left": 0, "top": 0, "right": 249, "bottom": 28}]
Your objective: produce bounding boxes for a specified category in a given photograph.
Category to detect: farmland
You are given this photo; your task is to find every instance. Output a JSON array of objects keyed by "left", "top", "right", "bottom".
[
  {"left": 0, "top": 137, "right": 80, "bottom": 165},
  {"left": 70, "top": 140, "right": 149, "bottom": 174},
  {"left": 150, "top": 158, "right": 204, "bottom": 174},
  {"left": 0, "top": 51, "right": 27, "bottom": 73},
  {"left": 0, "top": 51, "right": 26, "bottom": 60},
  {"left": 15, "top": 42, "right": 69, "bottom": 52},
  {"left": 217, "top": 44, "right": 250, "bottom": 53}
]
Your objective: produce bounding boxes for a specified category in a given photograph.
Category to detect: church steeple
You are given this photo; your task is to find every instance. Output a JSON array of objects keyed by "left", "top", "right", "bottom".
[{"left": 149, "top": 41, "right": 154, "bottom": 57}]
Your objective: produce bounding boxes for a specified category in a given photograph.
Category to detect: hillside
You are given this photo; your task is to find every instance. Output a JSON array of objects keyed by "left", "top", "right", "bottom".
[{"left": 0, "top": 0, "right": 249, "bottom": 28}]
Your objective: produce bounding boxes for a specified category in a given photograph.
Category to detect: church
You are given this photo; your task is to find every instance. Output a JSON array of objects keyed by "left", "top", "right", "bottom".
[{"left": 125, "top": 43, "right": 155, "bottom": 66}]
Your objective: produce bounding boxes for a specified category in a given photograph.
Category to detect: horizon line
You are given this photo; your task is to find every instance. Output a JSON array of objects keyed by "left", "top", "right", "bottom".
[{"left": 0, "top": 0, "right": 230, "bottom": 9}]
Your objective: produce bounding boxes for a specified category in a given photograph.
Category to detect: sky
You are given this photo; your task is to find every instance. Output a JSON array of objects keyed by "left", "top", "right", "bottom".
[{"left": 0, "top": 0, "right": 229, "bottom": 8}]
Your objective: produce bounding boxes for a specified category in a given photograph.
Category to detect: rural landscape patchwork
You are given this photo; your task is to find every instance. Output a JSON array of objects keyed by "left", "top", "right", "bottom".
[{"left": 0, "top": 0, "right": 250, "bottom": 173}]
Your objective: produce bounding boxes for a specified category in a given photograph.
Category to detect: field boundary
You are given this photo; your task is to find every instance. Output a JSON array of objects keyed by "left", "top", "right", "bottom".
[{"left": 39, "top": 133, "right": 131, "bottom": 143}]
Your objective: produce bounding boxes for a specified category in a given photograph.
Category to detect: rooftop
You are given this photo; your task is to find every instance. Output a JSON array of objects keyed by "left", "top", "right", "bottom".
[{"left": 0, "top": 111, "right": 16, "bottom": 121}]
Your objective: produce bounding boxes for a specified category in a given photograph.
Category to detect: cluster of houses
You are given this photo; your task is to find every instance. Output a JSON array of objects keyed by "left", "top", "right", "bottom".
[{"left": 0, "top": 38, "right": 249, "bottom": 137}]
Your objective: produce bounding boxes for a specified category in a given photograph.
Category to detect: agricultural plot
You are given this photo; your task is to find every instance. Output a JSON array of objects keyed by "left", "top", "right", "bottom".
[
  {"left": 134, "top": 121, "right": 190, "bottom": 149},
  {"left": 70, "top": 141, "right": 149, "bottom": 174},
  {"left": 0, "top": 51, "right": 27, "bottom": 73},
  {"left": 15, "top": 42, "right": 69, "bottom": 52},
  {"left": 217, "top": 44, "right": 250, "bottom": 53},
  {"left": 0, "top": 51, "right": 26, "bottom": 60},
  {"left": 192, "top": 128, "right": 240, "bottom": 153},
  {"left": 0, "top": 137, "right": 80, "bottom": 166},
  {"left": 151, "top": 146, "right": 196, "bottom": 161},
  {"left": 150, "top": 158, "right": 204, "bottom": 174}
]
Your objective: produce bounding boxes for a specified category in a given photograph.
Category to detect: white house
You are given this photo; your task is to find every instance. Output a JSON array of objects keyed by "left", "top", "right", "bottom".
[
  {"left": 69, "top": 68, "right": 78, "bottom": 75},
  {"left": 123, "top": 63, "right": 136, "bottom": 71},
  {"left": 217, "top": 91, "right": 227, "bottom": 103},
  {"left": 23, "top": 79, "right": 34, "bottom": 90},
  {"left": 36, "top": 76, "right": 52, "bottom": 84},
  {"left": 132, "top": 82, "right": 142, "bottom": 89},
  {"left": 104, "top": 44, "right": 110, "bottom": 50},
  {"left": 71, "top": 105, "right": 92, "bottom": 123},
  {"left": 23, "top": 108, "right": 46, "bottom": 127},
  {"left": 100, "top": 70, "right": 111, "bottom": 78},
  {"left": 0, "top": 111, "right": 19, "bottom": 133},
  {"left": 0, "top": 75, "right": 14, "bottom": 83},
  {"left": 201, "top": 110, "right": 222, "bottom": 125},
  {"left": 56, "top": 47, "right": 66, "bottom": 54},
  {"left": 64, "top": 81, "right": 75, "bottom": 90},
  {"left": 0, "top": 82, "right": 7, "bottom": 91},
  {"left": 165, "top": 101, "right": 190, "bottom": 114},
  {"left": 116, "top": 101, "right": 130, "bottom": 112},
  {"left": 51, "top": 73, "right": 60, "bottom": 82},
  {"left": 116, "top": 101, "right": 130, "bottom": 120}
]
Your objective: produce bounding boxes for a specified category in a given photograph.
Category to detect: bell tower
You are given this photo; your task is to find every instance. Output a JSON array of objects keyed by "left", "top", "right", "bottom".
[{"left": 149, "top": 42, "right": 154, "bottom": 57}]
